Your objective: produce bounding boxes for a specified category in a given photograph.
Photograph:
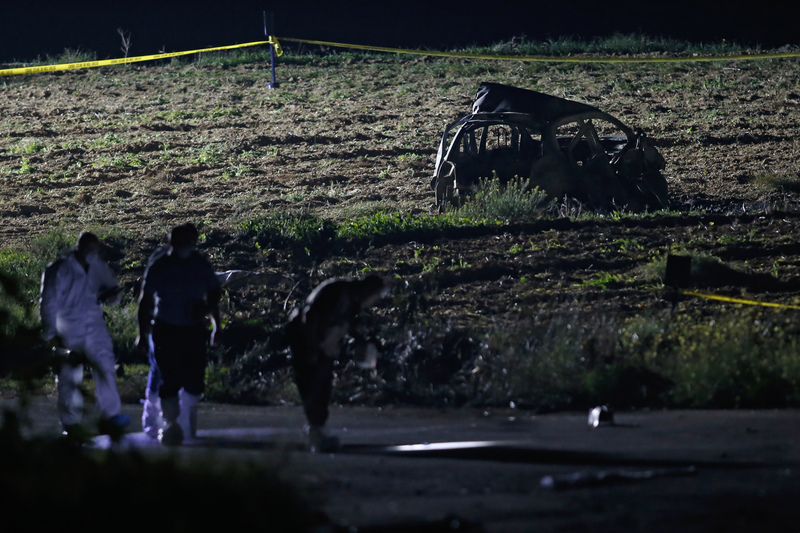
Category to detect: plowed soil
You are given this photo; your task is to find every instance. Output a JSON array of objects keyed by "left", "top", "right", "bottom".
[{"left": 3, "top": 53, "right": 800, "bottom": 361}]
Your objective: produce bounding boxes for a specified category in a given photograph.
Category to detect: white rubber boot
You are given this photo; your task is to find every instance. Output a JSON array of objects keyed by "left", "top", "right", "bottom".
[
  {"left": 177, "top": 391, "right": 200, "bottom": 440},
  {"left": 305, "top": 424, "right": 340, "bottom": 453},
  {"left": 141, "top": 389, "right": 163, "bottom": 438},
  {"left": 158, "top": 396, "right": 183, "bottom": 446}
]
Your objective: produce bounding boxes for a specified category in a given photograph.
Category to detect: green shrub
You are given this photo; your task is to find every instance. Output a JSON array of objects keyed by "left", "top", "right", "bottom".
[
  {"left": 449, "top": 177, "right": 550, "bottom": 223},
  {"left": 664, "top": 310, "right": 800, "bottom": 407},
  {"left": 0, "top": 230, "right": 74, "bottom": 337},
  {"left": 478, "top": 306, "right": 800, "bottom": 410},
  {"left": 337, "top": 211, "right": 450, "bottom": 240},
  {"left": 753, "top": 171, "right": 800, "bottom": 193},
  {"left": 104, "top": 301, "right": 141, "bottom": 365},
  {"left": 464, "top": 33, "right": 751, "bottom": 58},
  {"left": 0, "top": 255, "right": 38, "bottom": 337},
  {"left": 193, "top": 49, "right": 273, "bottom": 67},
  {"left": 38, "top": 48, "right": 97, "bottom": 65},
  {"left": 240, "top": 210, "right": 337, "bottom": 259}
]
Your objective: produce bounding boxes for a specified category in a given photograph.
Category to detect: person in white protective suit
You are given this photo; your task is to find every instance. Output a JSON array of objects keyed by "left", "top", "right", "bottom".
[
  {"left": 39, "top": 232, "right": 131, "bottom": 440},
  {"left": 136, "top": 223, "right": 221, "bottom": 446}
]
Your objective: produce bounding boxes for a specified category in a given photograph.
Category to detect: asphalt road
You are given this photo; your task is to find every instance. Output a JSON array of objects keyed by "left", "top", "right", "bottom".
[{"left": 5, "top": 397, "right": 800, "bottom": 531}]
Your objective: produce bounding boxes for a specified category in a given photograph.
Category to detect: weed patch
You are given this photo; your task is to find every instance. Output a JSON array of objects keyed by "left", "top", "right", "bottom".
[
  {"left": 240, "top": 210, "right": 337, "bottom": 260},
  {"left": 476, "top": 306, "right": 800, "bottom": 410},
  {"left": 449, "top": 177, "right": 550, "bottom": 223},
  {"left": 337, "top": 211, "right": 451, "bottom": 241}
]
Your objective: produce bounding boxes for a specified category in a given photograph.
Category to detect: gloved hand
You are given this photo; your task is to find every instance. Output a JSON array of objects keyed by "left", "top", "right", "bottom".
[
  {"left": 349, "top": 336, "right": 378, "bottom": 369},
  {"left": 209, "top": 317, "right": 221, "bottom": 347}
]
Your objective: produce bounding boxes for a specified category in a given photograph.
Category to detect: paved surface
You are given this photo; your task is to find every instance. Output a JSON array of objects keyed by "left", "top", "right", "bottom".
[{"left": 4, "top": 397, "right": 800, "bottom": 531}]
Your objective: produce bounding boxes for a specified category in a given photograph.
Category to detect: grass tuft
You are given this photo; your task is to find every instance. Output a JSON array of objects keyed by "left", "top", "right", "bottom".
[
  {"left": 449, "top": 177, "right": 550, "bottom": 222},
  {"left": 465, "top": 33, "right": 757, "bottom": 57},
  {"left": 239, "top": 210, "right": 337, "bottom": 259},
  {"left": 754, "top": 171, "right": 800, "bottom": 193}
]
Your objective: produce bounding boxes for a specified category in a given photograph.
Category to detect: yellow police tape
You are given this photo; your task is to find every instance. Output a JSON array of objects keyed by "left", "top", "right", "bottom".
[
  {"left": 0, "top": 38, "right": 282, "bottom": 77},
  {"left": 3, "top": 34, "right": 798, "bottom": 77},
  {"left": 278, "top": 36, "right": 800, "bottom": 63},
  {"left": 681, "top": 290, "right": 800, "bottom": 311}
]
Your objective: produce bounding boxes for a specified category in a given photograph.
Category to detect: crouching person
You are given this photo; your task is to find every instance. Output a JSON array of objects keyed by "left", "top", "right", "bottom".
[
  {"left": 40, "top": 232, "right": 130, "bottom": 442},
  {"left": 285, "top": 275, "right": 388, "bottom": 452},
  {"left": 136, "top": 223, "right": 221, "bottom": 446}
]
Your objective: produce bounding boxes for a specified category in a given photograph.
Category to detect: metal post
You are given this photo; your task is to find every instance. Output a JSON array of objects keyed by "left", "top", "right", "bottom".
[{"left": 264, "top": 11, "right": 279, "bottom": 89}]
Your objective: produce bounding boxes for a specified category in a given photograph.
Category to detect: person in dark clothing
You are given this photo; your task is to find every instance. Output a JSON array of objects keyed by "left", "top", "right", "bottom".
[
  {"left": 285, "top": 274, "right": 388, "bottom": 452},
  {"left": 136, "top": 223, "right": 221, "bottom": 446}
]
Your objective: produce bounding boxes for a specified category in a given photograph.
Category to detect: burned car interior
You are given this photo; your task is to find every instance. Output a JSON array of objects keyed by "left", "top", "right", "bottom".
[{"left": 431, "top": 82, "right": 668, "bottom": 211}]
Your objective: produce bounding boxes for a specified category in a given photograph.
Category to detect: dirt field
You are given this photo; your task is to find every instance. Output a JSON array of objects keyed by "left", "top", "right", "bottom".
[
  {"left": 3, "top": 54, "right": 800, "bottom": 290},
  {"left": 4, "top": 52, "right": 800, "bottom": 409}
]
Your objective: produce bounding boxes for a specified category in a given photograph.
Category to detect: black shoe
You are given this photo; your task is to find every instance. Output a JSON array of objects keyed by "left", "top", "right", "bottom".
[
  {"left": 159, "top": 423, "right": 184, "bottom": 447},
  {"left": 305, "top": 425, "right": 340, "bottom": 453},
  {"left": 62, "top": 424, "right": 92, "bottom": 445},
  {"left": 97, "top": 413, "right": 131, "bottom": 441}
]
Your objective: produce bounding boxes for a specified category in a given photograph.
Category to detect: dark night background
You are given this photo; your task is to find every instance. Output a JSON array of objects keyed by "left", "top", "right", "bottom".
[{"left": 0, "top": 0, "right": 797, "bottom": 63}]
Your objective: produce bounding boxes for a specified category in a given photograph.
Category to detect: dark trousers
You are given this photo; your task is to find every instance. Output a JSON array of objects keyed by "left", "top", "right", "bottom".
[
  {"left": 152, "top": 321, "right": 208, "bottom": 399},
  {"left": 289, "top": 343, "right": 335, "bottom": 427}
]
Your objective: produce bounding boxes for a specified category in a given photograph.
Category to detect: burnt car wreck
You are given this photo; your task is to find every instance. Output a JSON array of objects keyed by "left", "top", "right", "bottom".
[{"left": 431, "top": 82, "right": 669, "bottom": 211}]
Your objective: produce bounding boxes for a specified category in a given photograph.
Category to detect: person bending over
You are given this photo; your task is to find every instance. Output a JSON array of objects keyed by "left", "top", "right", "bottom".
[{"left": 285, "top": 274, "right": 388, "bottom": 452}]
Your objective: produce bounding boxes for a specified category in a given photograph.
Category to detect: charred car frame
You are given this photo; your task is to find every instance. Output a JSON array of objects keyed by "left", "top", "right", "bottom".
[{"left": 431, "top": 82, "right": 669, "bottom": 211}]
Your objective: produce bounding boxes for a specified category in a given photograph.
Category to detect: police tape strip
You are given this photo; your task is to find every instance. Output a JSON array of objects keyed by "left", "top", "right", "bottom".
[
  {"left": 278, "top": 37, "right": 800, "bottom": 63},
  {"left": 4, "top": 34, "right": 799, "bottom": 77},
  {"left": 680, "top": 290, "right": 800, "bottom": 311},
  {"left": 0, "top": 38, "right": 282, "bottom": 77}
]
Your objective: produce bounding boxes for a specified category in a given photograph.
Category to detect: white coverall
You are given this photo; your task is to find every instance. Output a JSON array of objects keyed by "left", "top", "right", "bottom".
[{"left": 40, "top": 252, "right": 123, "bottom": 427}]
